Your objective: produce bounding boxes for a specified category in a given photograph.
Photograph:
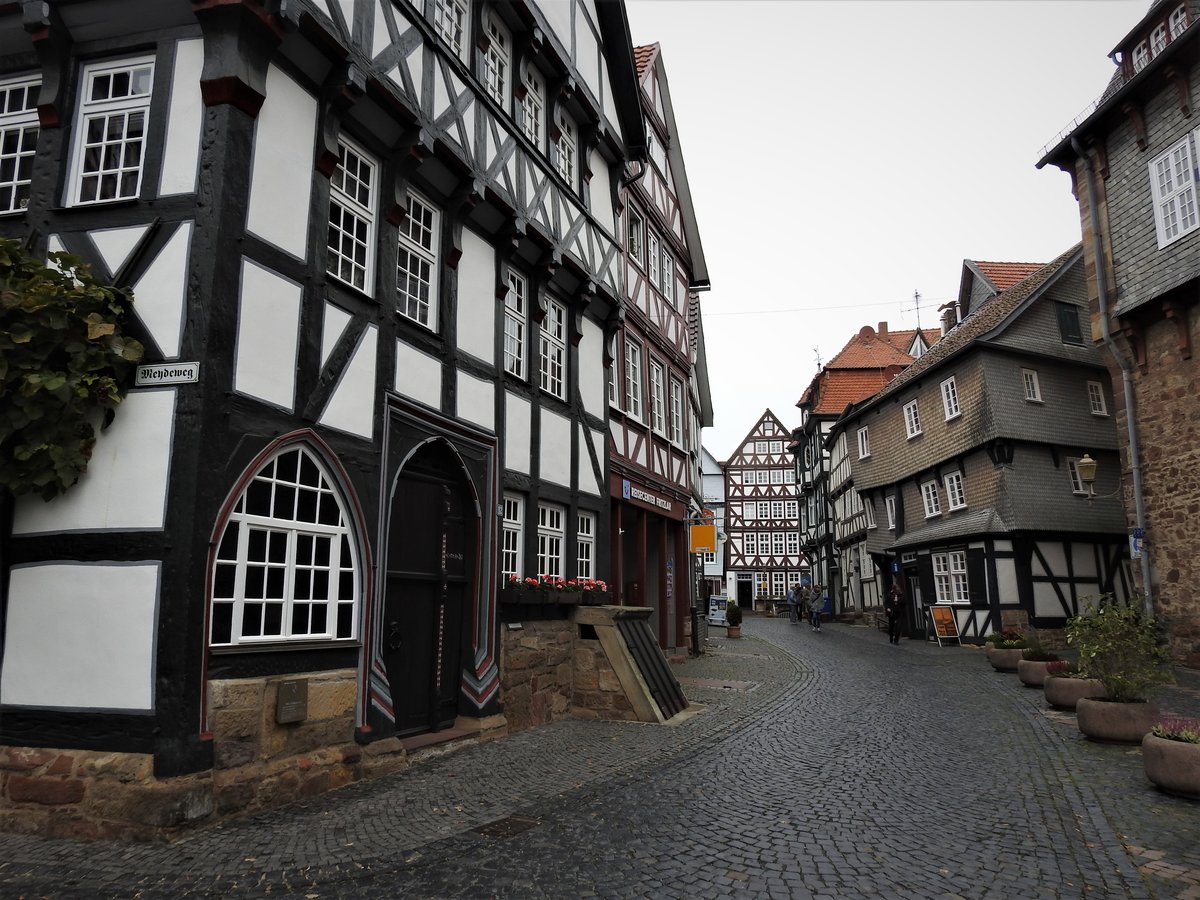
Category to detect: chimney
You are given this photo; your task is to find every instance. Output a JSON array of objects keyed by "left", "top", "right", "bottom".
[
  {"left": 877, "top": 321, "right": 888, "bottom": 339},
  {"left": 939, "top": 302, "right": 958, "bottom": 336}
]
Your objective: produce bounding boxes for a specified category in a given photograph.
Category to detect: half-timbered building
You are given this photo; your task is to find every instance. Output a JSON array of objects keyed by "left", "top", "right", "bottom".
[
  {"left": 607, "top": 42, "right": 710, "bottom": 653},
  {"left": 793, "top": 323, "right": 923, "bottom": 614},
  {"left": 1037, "top": 0, "right": 1200, "bottom": 667},
  {"left": 0, "top": 0, "right": 648, "bottom": 833},
  {"left": 832, "top": 249, "right": 1132, "bottom": 642},
  {"left": 724, "top": 410, "right": 806, "bottom": 608},
  {"left": 700, "top": 445, "right": 727, "bottom": 599}
]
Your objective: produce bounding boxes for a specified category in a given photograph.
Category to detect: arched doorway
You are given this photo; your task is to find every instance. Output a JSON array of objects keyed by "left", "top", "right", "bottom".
[{"left": 382, "top": 441, "right": 477, "bottom": 737}]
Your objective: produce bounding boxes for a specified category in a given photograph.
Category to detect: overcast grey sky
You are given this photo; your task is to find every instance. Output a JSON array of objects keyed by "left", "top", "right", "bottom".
[{"left": 625, "top": 0, "right": 1148, "bottom": 461}]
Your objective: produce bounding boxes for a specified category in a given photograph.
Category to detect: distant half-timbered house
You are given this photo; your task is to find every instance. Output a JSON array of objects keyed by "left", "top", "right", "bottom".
[
  {"left": 607, "top": 43, "right": 710, "bottom": 653},
  {"left": 833, "top": 249, "right": 1132, "bottom": 642},
  {"left": 1038, "top": 0, "right": 1200, "bottom": 667},
  {"left": 724, "top": 411, "right": 806, "bottom": 608},
  {"left": 700, "top": 445, "right": 727, "bottom": 599},
  {"left": 0, "top": 0, "right": 647, "bottom": 832}
]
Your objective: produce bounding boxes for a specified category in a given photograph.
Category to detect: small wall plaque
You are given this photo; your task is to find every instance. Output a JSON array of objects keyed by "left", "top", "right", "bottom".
[{"left": 276, "top": 679, "right": 308, "bottom": 724}]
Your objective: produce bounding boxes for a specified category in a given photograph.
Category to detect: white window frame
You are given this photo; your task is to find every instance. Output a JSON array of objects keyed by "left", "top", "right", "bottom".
[
  {"left": 1151, "top": 22, "right": 1168, "bottom": 56},
  {"left": 757, "top": 470, "right": 770, "bottom": 485},
  {"left": 650, "top": 360, "right": 666, "bottom": 434},
  {"left": 1022, "top": 368, "right": 1042, "bottom": 402},
  {"left": 1133, "top": 40, "right": 1150, "bottom": 72},
  {"left": 537, "top": 502, "right": 565, "bottom": 578},
  {"left": 660, "top": 246, "right": 675, "bottom": 302},
  {"left": 904, "top": 400, "right": 922, "bottom": 439},
  {"left": 742, "top": 501, "right": 756, "bottom": 521},
  {"left": 624, "top": 339, "right": 643, "bottom": 421},
  {"left": 503, "top": 269, "right": 528, "bottom": 379},
  {"left": 857, "top": 426, "right": 870, "bottom": 459},
  {"left": 209, "top": 445, "right": 359, "bottom": 647},
  {"left": 0, "top": 75, "right": 39, "bottom": 215},
  {"left": 1087, "top": 381, "right": 1108, "bottom": 416},
  {"left": 482, "top": 11, "right": 511, "bottom": 107},
  {"left": 554, "top": 111, "right": 576, "bottom": 187},
  {"left": 576, "top": 511, "right": 595, "bottom": 579},
  {"left": 628, "top": 207, "right": 645, "bottom": 266},
  {"left": 1149, "top": 130, "right": 1200, "bottom": 249},
  {"left": 743, "top": 532, "right": 757, "bottom": 556},
  {"left": 432, "top": 0, "right": 468, "bottom": 59},
  {"left": 770, "top": 500, "right": 784, "bottom": 519},
  {"left": 1170, "top": 4, "right": 1189, "bottom": 39},
  {"left": 785, "top": 500, "right": 798, "bottom": 518},
  {"left": 647, "top": 231, "right": 660, "bottom": 292},
  {"left": 921, "top": 480, "right": 941, "bottom": 518},
  {"left": 521, "top": 67, "right": 545, "bottom": 149},
  {"left": 397, "top": 192, "right": 440, "bottom": 330},
  {"left": 1067, "top": 458, "right": 1087, "bottom": 495},
  {"left": 771, "top": 571, "right": 786, "bottom": 596},
  {"left": 885, "top": 495, "right": 896, "bottom": 530},
  {"left": 539, "top": 298, "right": 567, "bottom": 400},
  {"left": 941, "top": 376, "right": 961, "bottom": 420},
  {"left": 755, "top": 441, "right": 769, "bottom": 454},
  {"left": 67, "top": 56, "right": 155, "bottom": 206},
  {"left": 864, "top": 497, "right": 877, "bottom": 529},
  {"left": 944, "top": 472, "right": 966, "bottom": 511},
  {"left": 786, "top": 532, "right": 799, "bottom": 555},
  {"left": 501, "top": 493, "right": 524, "bottom": 577},
  {"left": 327, "top": 137, "right": 377, "bottom": 292},
  {"left": 933, "top": 550, "right": 969, "bottom": 604},
  {"left": 669, "top": 376, "right": 684, "bottom": 444}
]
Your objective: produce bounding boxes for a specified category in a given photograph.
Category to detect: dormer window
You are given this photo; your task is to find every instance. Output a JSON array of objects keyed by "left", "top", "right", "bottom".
[
  {"left": 1133, "top": 41, "right": 1150, "bottom": 72},
  {"left": 1170, "top": 4, "right": 1189, "bottom": 38},
  {"left": 1151, "top": 23, "right": 1168, "bottom": 56}
]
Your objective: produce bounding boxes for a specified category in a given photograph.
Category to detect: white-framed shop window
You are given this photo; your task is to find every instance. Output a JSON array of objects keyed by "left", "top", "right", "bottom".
[
  {"left": 397, "top": 192, "right": 440, "bottom": 329},
  {"left": 0, "top": 75, "right": 39, "bottom": 214},
  {"left": 576, "top": 511, "right": 595, "bottom": 579},
  {"left": 933, "top": 550, "right": 969, "bottom": 604},
  {"left": 537, "top": 502, "right": 565, "bottom": 578},
  {"left": 327, "top": 137, "right": 377, "bottom": 292},
  {"left": 67, "top": 56, "right": 154, "bottom": 206},
  {"left": 501, "top": 493, "right": 524, "bottom": 577}
]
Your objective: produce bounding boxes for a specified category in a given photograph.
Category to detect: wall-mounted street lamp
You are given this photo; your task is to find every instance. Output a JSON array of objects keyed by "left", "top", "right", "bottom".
[{"left": 1077, "top": 452, "right": 1098, "bottom": 499}]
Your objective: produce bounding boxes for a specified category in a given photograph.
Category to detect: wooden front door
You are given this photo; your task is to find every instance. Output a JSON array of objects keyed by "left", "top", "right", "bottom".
[{"left": 382, "top": 447, "right": 475, "bottom": 737}]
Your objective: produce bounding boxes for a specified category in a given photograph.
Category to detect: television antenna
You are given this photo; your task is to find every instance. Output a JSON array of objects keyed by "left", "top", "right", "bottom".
[{"left": 903, "top": 290, "right": 923, "bottom": 330}]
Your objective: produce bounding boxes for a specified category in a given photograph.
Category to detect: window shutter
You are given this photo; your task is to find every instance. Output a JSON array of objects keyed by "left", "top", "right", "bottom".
[{"left": 966, "top": 549, "right": 987, "bottom": 605}]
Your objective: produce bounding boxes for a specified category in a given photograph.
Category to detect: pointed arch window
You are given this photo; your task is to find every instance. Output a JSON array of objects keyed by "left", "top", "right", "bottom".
[{"left": 210, "top": 445, "right": 360, "bottom": 647}]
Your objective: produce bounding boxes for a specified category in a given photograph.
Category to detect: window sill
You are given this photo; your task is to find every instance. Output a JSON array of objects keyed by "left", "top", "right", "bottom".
[
  {"left": 945, "top": 413, "right": 961, "bottom": 422},
  {"left": 210, "top": 639, "right": 362, "bottom": 655},
  {"left": 906, "top": 433, "right": 923, "bottom": 441}
]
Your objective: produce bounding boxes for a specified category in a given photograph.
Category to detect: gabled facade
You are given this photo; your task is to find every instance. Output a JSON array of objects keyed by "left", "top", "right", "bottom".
[
  {"left": 699, "top": 445, "right": 727, "bottom": 598},
  {"left": 832, "top": 249, "right": 1131, "bottom": 642},
  {"left": 1038, "top": 0, "right": 1200, "bottom": 666},
  {"left": 793, "top": 323, "right": 922, "bottom": 613},
  {"left": 607, "top": 42, "right": 711, "bottom": 653},
  {"left": 0, "top": 0, "right": 647, "bottom": 832},
  {"left": 723, "top": 410, "right": 806, "bottom": 607}
]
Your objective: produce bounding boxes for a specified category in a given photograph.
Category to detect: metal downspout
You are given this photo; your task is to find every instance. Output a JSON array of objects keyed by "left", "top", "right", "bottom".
[{"left": 1071, "top": 137, "right": 1154, "bottom": 617}]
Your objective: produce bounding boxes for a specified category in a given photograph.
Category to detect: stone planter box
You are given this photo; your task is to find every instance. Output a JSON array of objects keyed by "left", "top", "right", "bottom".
[
  {"left": 1043, "top": 675, "right": 1106, "bottom": 710},
  {"left": 1077, "top": 697, "right": 1158, "bottom": 743},
  {"left": 1142, "top": 734, "right": 1200, "bottom": 799},
  {"left": 986, "top": 645, "right": 1025, "bottom": 672},
  {"left": 1017, "top": 659, "right": 1056, "bottom": 687}
]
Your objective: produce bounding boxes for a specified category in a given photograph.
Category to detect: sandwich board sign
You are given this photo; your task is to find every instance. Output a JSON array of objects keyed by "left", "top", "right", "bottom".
[{"left": 928, "top": 606, "right": 960, "bottom": 647}]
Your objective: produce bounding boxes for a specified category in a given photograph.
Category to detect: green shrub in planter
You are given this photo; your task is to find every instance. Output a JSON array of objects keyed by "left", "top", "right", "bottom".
[
  {"left": 1066, "top": 596, "right": 1174, "bottom": 703},
  {"left": 725, "top": 604, "right": 743, "bottom": 627},
  {"left": 1022, "top": 642, "right": 1060, "bottom": 662}
]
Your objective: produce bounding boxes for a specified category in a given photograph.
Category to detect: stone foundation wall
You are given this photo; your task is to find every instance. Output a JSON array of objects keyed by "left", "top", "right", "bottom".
[
  {"left": 499, "top": 620, "right": 575, "bottom": 732},
  {"left": 570, "top": 638, "right": 636, "bottom": 721}
]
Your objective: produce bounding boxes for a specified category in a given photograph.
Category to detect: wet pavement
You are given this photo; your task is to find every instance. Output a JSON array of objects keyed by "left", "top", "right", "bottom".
[{"left": 3, "top": 615, "right": 1198, "bottom": 899}]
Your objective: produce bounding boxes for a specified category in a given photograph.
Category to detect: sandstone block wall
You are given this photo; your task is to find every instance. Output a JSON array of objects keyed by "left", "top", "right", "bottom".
[{"left": 500, "top": 620, "right": 574, "bottom": 732}]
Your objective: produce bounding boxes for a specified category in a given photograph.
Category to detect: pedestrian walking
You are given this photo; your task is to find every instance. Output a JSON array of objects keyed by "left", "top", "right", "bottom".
[
  {"left": 785, "top": 583, "right": 801, "bottom": 624},
  {"left": 808, "top": 584, "right": 823, "bottom": 632},
  {"left": 885, "top": 583, "right": 904, "bottom": 644}
]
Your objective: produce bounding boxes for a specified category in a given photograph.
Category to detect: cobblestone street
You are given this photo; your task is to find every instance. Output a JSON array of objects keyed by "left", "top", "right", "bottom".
[{"left": 3, "top": 616, "right": 1198, "bottom": 899}]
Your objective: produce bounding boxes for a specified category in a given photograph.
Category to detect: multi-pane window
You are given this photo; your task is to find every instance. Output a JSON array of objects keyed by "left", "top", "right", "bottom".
[
  {"left": 660, "top": 247, "right": 675, "bottom": 302},
  {"left": 944, "top": 472, "right": 966, "bottom": 510},
  {"left": 482, "top": 12, "right": 510, "bottom": 106},
  {"left": 941, "top": 377, "right": 961, "bottom": 420},
  {"left": 624, "top": 339, "right": 643, "bottom": 420},
  {"left": 742, "top": 501, "right": 756, "bottom": 521},
  {"left": 397, "top": 193, "right": 440, "bottom": 328},
  {"left": 0, "top": 76, "right": 39, "bottom": 214},
  {"left": 433, "top": 0, "right": 467, "bottom": 58},
  {"left": 554, "top": 112, "right": 576, "bottom": 185},
  {"left": 537, "top": 503, "right": 565, "bottom": 578},
  {"left": 1022, "top": 368, "right": 1042, "bottom": 402},
  {"left": 1171, "top": 4, "right": 1189, "bottom": 38},
  {"left": 628, "top": 208, "right": 645, "bottom": 265},
  {"left": 521, "top": 68, "right": 545, "bottom": 148},
  {"left": 933, "top": 551, "right": 969, "bottom": 604},
  {"left": 1057, "top": 301, "right": 1084, "bottom": 345},
  {"left": 669, "top": 377, "right": 683, "bottom": 443},
  {"left": 772, "top": 532, "right": 785, "bottom": 556},
  {"left": 857, "top": 427, "right": 870, "bottom": 458},
  {"left": 863, "top": 496, "right": 877, "bottom": 528},
  {"left": 885, "top": 495, "right": 896, "bottom": 530},
  {"left": 327, "top": 139, "right": 376, "bottom": 292},
  {"left": 650, "top": 360, "right": 666, "bottom": 434},
  {"left": 743, "top": 532, "right": 758, "bottom": 556},
  {"left": 1149, "top": 131, "right": 1199, "bottom": 248},
  {"left": 921, "top": 480, "right": 941, "bottom": 518},
  {"left": 904, "top": 400, "right": 922, "bottom": 438},
  {"left": 1067, "top": 458, "right": 1087, "bottom": 494},
  {"left": 770, "top": 441, "right": 783, "bottom": 453},
  {"left": 702, "top": 550, "right": 716, "bottom": 565},
  {"left": 1151, "top": 23, "right": 1168, "bottom": 55},
  {"left": 69, "top": 57, "right": 154, "bottom": 206},
  {"left": 501, "top": 493, "right": 524, "bottom": 577},
  {"left": 755, "top": 572, "right": 770, "bottom": 596},
  {"left": 755, "top": 441, "right": 769, "bottom": 454},
  {"left": 576, "top": 512, "right": 595, "bottom": 579},
  {"left": 771, "top": 500, "right": 784, "bottom": 519},
  {"left": 1087, "top": 381, "right": 1108, "bottom": 416},
  {"left": 647, "top": 231, "right": 660, "bottom": 290},
  {"left": 539, "top": 298, "right": 567, "bottom": 399},
  {"left": 757, "top": 470, "right": 770, "bottom": 485},
  {"left": 770, "top": 469, "right": 785, "bottom": 484},
  {"left": 771, "top": 572, "right": 786, "bottom": 596},
  {"left": 786, "top": 532, "right": 799, "bottom": 555},
  {"left": 1133, "top": 41, "right": 1150, "bottom": 72},
  {"left": 503, "top": 269, "right": 527, "bottom": 379},
  {"left": 210, "top": 445, "right": 358, "bottom": 647},
  {"left": 785, "top": 500, "right": 798, "bottom": 518}
]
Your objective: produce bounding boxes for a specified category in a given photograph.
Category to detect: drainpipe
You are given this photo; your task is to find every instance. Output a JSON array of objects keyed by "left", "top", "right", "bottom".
[{"left": 1071, "top": 137, "right": 1154, "bottom": 618}]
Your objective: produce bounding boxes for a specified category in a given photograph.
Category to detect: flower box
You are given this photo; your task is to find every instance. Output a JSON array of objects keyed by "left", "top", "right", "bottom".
[{"left": 499, "top": 576, "right": 609, "bottom": 606}]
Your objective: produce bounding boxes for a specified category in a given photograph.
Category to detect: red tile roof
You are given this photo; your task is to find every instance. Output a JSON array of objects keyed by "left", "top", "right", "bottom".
[
  {"left": 810, "top": 370, "right": 896, "bottom": 415},
  {"left": 827, "top": 326, "right": 914, "bottom": 369},
  {"left": 634, "top": 44, "right": 657, "bottom": 79},
  {"left": 799, "top": 323, "right": 917, "bottom": 414},
  {"left": 974, "top": 261, "right": 1044, "bottom": 292}
]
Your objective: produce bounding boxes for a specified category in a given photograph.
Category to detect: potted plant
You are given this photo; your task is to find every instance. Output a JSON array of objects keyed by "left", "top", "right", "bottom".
[
  {"left": 1042, "top": 660, "right": 1106, "bottom": 710},
  {"left": 500, "top": 574, "right": 608, "bottom": 605},
  {"left": 1067, "top": 597, "right": 1174, "bottom": 743},
  {"left": 985, "top": 628, "right": 1028, "bottom": 672},
  {"left": 725, "top": 602, "right": 743, "bottom": 638},
  {"left": 1017, "top": 642, "right": 1061, "bottom": 687},
  {"left": 1143, "top": 717, "right": 1200, "bottom": 799}
]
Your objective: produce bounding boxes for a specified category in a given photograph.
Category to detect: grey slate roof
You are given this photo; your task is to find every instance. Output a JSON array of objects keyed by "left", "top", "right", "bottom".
[{"left": 890, "top": 507, "right": 1012, "bottom": 550}]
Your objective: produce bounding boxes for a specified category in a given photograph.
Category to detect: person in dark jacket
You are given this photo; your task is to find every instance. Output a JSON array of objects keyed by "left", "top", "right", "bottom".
[{"left": 885, "top": 584, "right": 904, "bottom": 644}]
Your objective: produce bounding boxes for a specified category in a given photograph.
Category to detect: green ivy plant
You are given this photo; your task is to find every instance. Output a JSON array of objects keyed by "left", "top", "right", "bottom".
[
  {"left": 1066, "top": 595, "right": 1174, "bottom": 703},
  {"left": 0, "top": 238, "right": 143, "bottom": 501}
]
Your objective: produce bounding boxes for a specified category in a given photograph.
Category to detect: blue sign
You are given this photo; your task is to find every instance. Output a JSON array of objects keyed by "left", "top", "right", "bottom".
[{"left": 622, "top": 479, "right": 631, "bottom": 500}]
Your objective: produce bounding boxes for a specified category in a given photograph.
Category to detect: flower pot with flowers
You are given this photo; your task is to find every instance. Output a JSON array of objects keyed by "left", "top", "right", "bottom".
[
  {"left": 724, "top": 603, "right": 743, "bottom": 638},
  {"left": 1017, "top": 642, "right": 1062, "bottom": 687},
  {"left": 985, "top": 628, "right": 1028, "bottom": 672},
  {"left": 1042, "top": 660, "right": 1107, "bottom": 710},
  {"left": 1068, "top": 596, "right": 1175, "bottom": 743},
  {"left": 1143, "top": 717, "right": 1200, "bottom": 799},
  {"left": 501, "top": 574, "right": 609, "bottom": 605}
]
